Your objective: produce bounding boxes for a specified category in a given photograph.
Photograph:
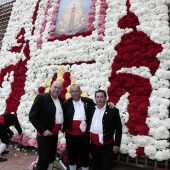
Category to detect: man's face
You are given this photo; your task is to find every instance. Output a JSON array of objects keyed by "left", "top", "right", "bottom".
[
  {"left": 50, "top": 81, "right": 62, "bottom": 99},
  {"left": 95, "top": 92, "right": 107, "bottom": 108},
  {"left": 70, "top": 85, "right": 82, "bottom": 101}
]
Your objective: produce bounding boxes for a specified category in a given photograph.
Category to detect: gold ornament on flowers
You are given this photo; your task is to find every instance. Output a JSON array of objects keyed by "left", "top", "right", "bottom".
[{"left": 33, "top": 66, "right": 88, "bottom": 100}]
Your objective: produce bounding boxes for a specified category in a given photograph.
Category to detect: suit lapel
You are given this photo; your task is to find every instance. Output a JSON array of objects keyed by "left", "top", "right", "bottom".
[
  {"left": 49, "top": 94, "right": 64, "bottom": 108},
  {"left": 48, "top": 93, "right": 56, "bottom": 109},
  {"left": 81, "top": 97, "right": 88, "bottom": 112},
  {"left": 69, "top": 98, "right": 75, "bottom": 113},
  {"left": 103, "top": 106, "right": 109, "bottom": 119},
  {"left": 89, "top": 106, "right": 96, "bottom": 127}
]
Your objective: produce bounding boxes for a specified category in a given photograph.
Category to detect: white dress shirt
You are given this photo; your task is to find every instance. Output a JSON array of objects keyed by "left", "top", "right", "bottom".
[
  {"left": 73, "top": 99, "right": 86, "bottom": 132},
  {"left": 51, "top": 96, "right": 63, "bottom": 124},
  {"left": 73, "top": 100, "right": 86, "bottom": 121},
  {"left": 90, "top": 104, "right": 106, "bottom": 144}
]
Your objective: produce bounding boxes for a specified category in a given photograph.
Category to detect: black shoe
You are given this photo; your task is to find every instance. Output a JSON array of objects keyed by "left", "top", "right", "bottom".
[
  {"left": 0, "top": 157, "right": 7, "bottom": 162},
  {"left": 1, "top": 150, "right": 9, "bottom": 155}
]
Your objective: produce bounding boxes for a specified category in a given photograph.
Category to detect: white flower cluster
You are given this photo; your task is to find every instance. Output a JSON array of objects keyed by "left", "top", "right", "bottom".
[{"left": 0, "top": 0, "right": 169, "bottom": 161}]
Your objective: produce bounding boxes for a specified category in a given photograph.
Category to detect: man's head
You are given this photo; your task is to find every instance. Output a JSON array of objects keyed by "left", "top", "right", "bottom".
[
  {"left": 95, "top": 90, "right": 107, "bottom": 109},
  {"left": 70, "top": 84, "right": 82, "bottom": 101},
  {"left": 50, "top": 81, "right": 63, "bottom": 99}
]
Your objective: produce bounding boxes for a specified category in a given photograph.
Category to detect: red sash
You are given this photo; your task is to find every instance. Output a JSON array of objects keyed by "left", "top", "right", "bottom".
[
  {"left": 51, "top": 124, "right": 62, "bottom": 135},
  {"left": 37, "top": 124, "right": 62, "bottom": 136},
  {"left": 90, "top": 132, "right": 113, "bottom": 146},
  {"left": 66, "top": 120, "right": 86, "bottom": 135},
  {"left": 0, "top": 117, "right": 5, "bottom": 125}
]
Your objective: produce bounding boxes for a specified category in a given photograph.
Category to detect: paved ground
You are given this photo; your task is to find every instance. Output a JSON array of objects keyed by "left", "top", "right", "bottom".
[
  {"left": 0, "top": 144, "right": 156, "bottom": 170},
  {"left": 0, "top": 144, "right": 38, "bottom": 170}
]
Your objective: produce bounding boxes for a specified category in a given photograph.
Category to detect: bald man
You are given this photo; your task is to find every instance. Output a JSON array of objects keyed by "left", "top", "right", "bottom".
[{"left": 29, "top": 81, "right": 64, "bottom": 170}]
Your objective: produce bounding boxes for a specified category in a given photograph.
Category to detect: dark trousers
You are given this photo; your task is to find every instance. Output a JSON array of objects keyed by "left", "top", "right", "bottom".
[
  {"left": 0, "top": 124, "right": 9, "bottom": 144},
  {"left": 36, "top": 135, "right": 58, "bottom": 170},
  {"left": 66, "top": 133, "right": 90, "bottom": 167},
  {"left": 91, "top": 142, "right": 114, "bottom": 170}
]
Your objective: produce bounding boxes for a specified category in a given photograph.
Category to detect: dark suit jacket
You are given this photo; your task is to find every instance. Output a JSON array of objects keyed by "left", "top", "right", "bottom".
[
  {"left": 63, "top": 97, "right": 95, "bottom": 132},
  {"left": 88, "top": 106, "right": 122, "bottom": 147},
  {"left": 0, "top": 114, "right": 22, "bottom": 135},
  {"left": 29, "top": 93, "right": 64, "bottom": 134}
]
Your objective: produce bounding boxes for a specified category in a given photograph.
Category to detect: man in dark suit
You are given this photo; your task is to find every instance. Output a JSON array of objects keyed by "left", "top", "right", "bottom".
[
  {"left": 29, "top": 81, "right": 64, "bottom": 170},
  {"left": 63, "top": 84, "right": 95, "bottom": 170},
  {"left": 88, "top": 90, "right": 122, "bottom": 170},
  {"left": 0, "top": 113, "right": 22, "bottom": 162},
  {"left": 63, "top": 84, "right": 115, "bottom": 170}
]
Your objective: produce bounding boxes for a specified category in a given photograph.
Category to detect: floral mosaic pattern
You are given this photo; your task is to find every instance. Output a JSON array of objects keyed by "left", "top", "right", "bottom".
[{"left": 0, "top": 0, "right": 170, "bottom": 160}]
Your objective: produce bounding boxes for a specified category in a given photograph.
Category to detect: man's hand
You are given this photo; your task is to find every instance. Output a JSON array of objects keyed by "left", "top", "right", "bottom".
[
  {"left": 113, "top": 146, "right": 120, "bottom": 154},
  {"left": 107, "top": 102, "right": 115, "bottom": 109},
  {"left": 43, "top": 130, "right": 53, "bottom": 136}
]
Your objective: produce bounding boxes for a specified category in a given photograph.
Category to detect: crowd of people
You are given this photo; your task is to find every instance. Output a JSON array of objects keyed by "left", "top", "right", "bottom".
[
  {"left": 29, "top": 81, "right": 122, "bottom": 170},
  {"left": 0, "top": 81, "right": 122, "bottom": 170}
]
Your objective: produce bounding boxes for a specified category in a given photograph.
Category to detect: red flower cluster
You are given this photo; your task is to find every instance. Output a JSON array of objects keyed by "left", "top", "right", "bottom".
[
  {"left": 51, "top": 73, "right": 58, "bottom": 86},
  {"left": 118, "top": 0, "right": 139, "bottom": 31},
  {"left": 108, "top": 0, "right": 163, "bottom": 140},
  {"left": 38, "top": 87, "right": 45, "bottom": 93},
  {"left": 31, "top": 0, "right": 41, "bottom": 35},
  {"left": 97, "top": 0, "right": 108, "bottom": 41},
  {"left": 60, "top": 72, "right": 71, "bottom": 100},
  {"left": 136, "top": 147, "right": 144, "bottom": 156},
  {"left": 61, "top": 60, "right": 95, "bottom": 66},
  {"left": 108, "top": 73, "right": 151, "bottom": 136},
  {"left": 37, "top": 71, "right": 71, "bottom": 100},
  {"left": 0, "top": 29, "right": 30, "bottom": 114},
  {"left": 48, "top": 31, "right": 93, "bottom": 42},
  {"left": 87, "top": 0, "right": 96, "bottom": 31}
]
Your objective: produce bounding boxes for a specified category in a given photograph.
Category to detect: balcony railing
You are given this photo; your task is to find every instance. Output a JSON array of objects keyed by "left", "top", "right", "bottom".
[{"left": 0, "top": 0, "right": 15, "bottom": 50}]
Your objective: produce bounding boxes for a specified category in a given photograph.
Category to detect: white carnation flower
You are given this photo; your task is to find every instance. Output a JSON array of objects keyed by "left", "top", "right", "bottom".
[
  {"left": 150, "top": 126, "right": 169, "bottom": 139},
  {"left": 144, "top": 145, "right": 156, "bottom": 157},
  {"left": 128, "top": 150, "right": 137, "bottom": 158},
  {"left": 161, "top": 149, "right": 170, "bottom": 160},
  {"left": 122, "top": 126, "right": 129, "bottom": 133},
  {"left": 154, "top": 140, "right": 169, "bottom": 150},
  {"left": 158, "top": 88, "right": 170, "bottom": 98},
  {"left": 120, "top": 144, "right": 129, "bottom": 154},
  {"left": 135, "top": 136, "right": 147, "bottom": 147},
  {"left": 155, "top": 69, "right": 170, "bottom": 79},
  {"left": 121, "top": 134, "right": 132, "bottom": 144},
  {"left": 162, "top": 118, "right": 170, "bottom": 129},
  {"left": 146, "top": 117, "right": 162, "bottom": 128}
]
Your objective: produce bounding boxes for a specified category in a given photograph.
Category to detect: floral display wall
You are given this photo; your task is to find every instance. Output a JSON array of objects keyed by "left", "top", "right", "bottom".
[{"left": 0, "top": 0, "right": 170, "bottom": 161}]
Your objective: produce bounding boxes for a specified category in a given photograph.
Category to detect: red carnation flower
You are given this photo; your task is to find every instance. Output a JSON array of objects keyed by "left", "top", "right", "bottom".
[
  {"left": 136, "top": 147, "right": 144, "bottom": 156},
  {"left": 38, "top": 87, "right": 45, "bottom": 93}
]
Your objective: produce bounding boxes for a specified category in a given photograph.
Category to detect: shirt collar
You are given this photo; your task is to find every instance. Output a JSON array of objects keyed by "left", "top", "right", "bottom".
[
  {"left": 95, "top": 104, "right": 106, "bottom": 111},
  {"left": 73, "top": 99, "right": 82, "bottom": 105},
  {"left": 51, "top": 95, "right": 58, "bottom": 101}
]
